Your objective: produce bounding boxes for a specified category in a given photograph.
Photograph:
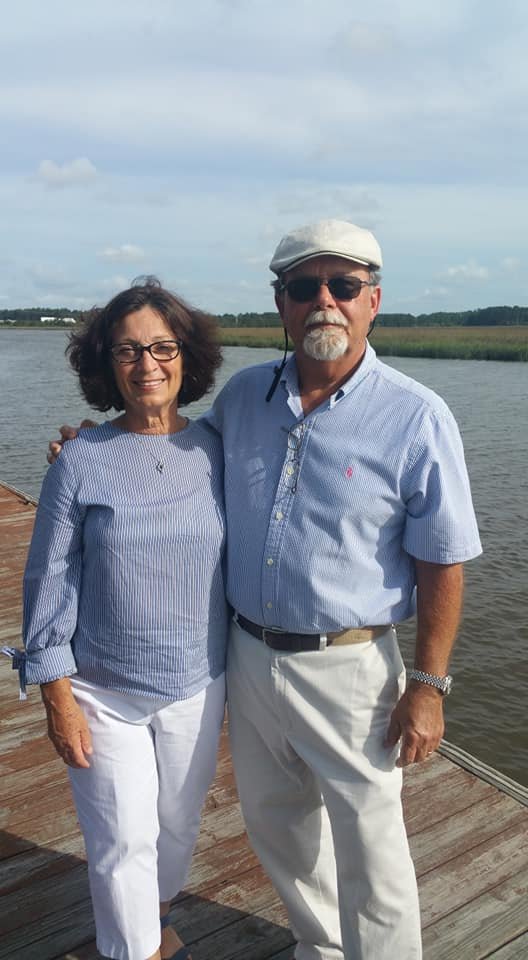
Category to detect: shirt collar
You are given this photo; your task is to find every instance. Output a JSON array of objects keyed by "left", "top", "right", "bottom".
[{"left": 281, "top": 340, "right": 377, "bottom": 407}]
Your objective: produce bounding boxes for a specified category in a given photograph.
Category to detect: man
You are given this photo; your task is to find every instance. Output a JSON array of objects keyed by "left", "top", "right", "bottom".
[
  {"left": 51, "top": 220, "right": 481, "bottom": 959},
  {"left": 205, "top": 219, "right": 481, "bottom": 960}
]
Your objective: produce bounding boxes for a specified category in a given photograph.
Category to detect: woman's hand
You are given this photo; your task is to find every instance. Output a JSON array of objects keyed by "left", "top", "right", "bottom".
[{"left": 41, "top": 678, "right": 93, "bottom": 768}]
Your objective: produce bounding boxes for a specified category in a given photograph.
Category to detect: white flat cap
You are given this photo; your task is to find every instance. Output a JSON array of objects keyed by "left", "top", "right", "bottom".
[{"left": 269, "top": 218, "right": 382, "bottom": 275}]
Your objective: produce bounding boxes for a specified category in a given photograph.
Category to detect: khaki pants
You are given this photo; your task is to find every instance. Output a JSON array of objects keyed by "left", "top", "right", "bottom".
[{"left": 227, "top": 621, "right": 421, "bottom": 960}]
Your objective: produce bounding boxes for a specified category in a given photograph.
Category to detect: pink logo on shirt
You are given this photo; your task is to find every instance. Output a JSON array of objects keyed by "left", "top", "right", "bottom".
[{"left": 345, "top": 466, "right": 354, "bottom": 478}]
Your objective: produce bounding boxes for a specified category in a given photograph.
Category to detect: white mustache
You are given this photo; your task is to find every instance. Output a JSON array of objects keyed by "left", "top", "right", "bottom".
[{"left": 304, "top": 309, "right": 348, "bottom": 330}]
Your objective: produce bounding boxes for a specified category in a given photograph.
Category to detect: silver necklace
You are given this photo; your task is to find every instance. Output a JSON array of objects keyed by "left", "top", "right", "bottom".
[
  {"left": 143, "top": 439, "right": 166, "bottom": 474},
  {"left": 132, "top": 419, "right": 189, "bottom": 473}
]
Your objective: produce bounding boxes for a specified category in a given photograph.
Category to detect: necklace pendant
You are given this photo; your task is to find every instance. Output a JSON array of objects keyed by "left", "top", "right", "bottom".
[{"left": 156, "top": 461, "right": 164, "bottom": 473}]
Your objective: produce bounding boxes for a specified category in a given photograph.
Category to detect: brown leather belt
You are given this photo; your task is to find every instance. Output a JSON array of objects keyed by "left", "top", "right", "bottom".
[{"left": 235, "top": 614, "right": 390, "bottom": 652}]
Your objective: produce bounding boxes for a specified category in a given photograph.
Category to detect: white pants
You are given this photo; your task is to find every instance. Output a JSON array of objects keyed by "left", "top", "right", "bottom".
[
  {"left": 68, "top": 673, "right": 226, "bottom": 960},
  {"left": 227, "top": 622, "right": 421, "bottom": 960}
]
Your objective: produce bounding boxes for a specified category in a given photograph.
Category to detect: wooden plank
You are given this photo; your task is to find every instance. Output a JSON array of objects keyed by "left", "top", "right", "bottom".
[
  {"left": 404, "top": 762, "right": 495, "bottom": 835},
  {"left": 486, "top": 932, "right": 528, "bottom": 959},
  {"left": 61, "top": 946, "right": 100, "bottom": 960},
  {"left": 184, "top": 905, "right": 294, "bottom": 960},
  {"left": 0, "top": 863, "right": 91, "bottom": 937},
  {"left": 172, "top": 869, "right": 292, "bottom": 945},
  {"left": 0, "top": 731, "right": 57, "bottom": 774},
  {"left": 0, "top": 716, "right": 53, "bottom": 755},
  {"left": 0, "top": 700, "right": 50, "bottom": 738},
  {"left": 421, "top": 872, "right": 528, "bottom": 960},
  {"left": 439, "top": 740, "right": 528, "bottom": 806},
  {"left": 0, "top": 779, "right": 80, "bottom": 855},
  {"left": 409, "top": 792, "right": 528, "bottom": 876},
  {"left": 419, "top": 819, "right": 528, "bottom": 928},
  {"left": 0, "top": 833, "right": 87, "bottom": 896},
  {"left": 0, "top": 756, "right": 69, "bottom": 804},
  {"left": 402, "top": 751, "right": 447, "bottom": 795},
  {"left": 0, "top": 899, "right": 94, "bottom": 960},
  {"left": 0, "top": 481, "right": 37, "bottom": 507}
]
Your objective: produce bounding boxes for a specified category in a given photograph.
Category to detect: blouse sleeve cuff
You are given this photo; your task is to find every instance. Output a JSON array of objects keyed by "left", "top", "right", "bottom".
[{"left": 3, "top": 644, "right": 77, "bottom": 699}]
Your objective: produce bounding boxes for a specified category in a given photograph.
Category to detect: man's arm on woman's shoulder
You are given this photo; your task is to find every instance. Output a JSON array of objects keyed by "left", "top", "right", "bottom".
[{"left": 47, "top": 420, "right": 98, "bottom": 464}]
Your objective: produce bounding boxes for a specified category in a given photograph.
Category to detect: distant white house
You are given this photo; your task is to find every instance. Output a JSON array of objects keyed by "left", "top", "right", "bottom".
[{"left": 40, "top": 315, "right": 76, "bottom": 324}]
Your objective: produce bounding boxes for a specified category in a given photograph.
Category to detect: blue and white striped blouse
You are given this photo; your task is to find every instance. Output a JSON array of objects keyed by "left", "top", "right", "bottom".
[
  {"left": 22, "top": 420, "right": 227, "bottom": 700},
  {"left": 206, "top": 342, "right": 482, "bottom": 632}
]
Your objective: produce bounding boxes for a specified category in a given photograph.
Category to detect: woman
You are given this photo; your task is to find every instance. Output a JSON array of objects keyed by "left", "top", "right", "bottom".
[{"left": 17, "top": 279, "right": 227, "bottom": 960}]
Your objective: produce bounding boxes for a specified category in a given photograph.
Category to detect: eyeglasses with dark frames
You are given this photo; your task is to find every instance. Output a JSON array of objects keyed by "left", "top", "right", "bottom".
[
  {"left": 110, "top": 340, "right": 183, "bottom": 364},
  {"left": 279, "top": 276, "right": 375, "bottom": 304}
]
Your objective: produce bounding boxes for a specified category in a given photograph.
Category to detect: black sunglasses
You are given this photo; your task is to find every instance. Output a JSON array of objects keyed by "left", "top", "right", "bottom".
[{"left": 280, "top": 275, "right": 374, "bottom": 303}]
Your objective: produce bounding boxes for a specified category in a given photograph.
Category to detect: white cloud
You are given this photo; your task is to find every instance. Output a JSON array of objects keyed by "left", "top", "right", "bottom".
[
  {"left": 330, "top": 20, "right": 388, "bottom": 58},
  {"left": 101, "top": 275, "right": 134, "bottom": 294},
  {"left": 98, "top": 244, "right": 145, "bottom": 263},
  {"left": 274, "top": 186, "right": 380, "bottom": 223},
  {"left": 245, "top": 255, "right": 270, "bottom": 267},
  {"left": 443, "top": 260, "right": 489, "bottom": 282},
  {"left": 36, "top": 158, "right": 97, "bottom": 188},
  {"left": 501, "top": 257, "right": 521, "bottom": 272},
  {"left": 393, "top": 286, "right": 450, "bottom": 309},
  {"left": 26, "top": 262, "right": 76, "bottom": 291}
]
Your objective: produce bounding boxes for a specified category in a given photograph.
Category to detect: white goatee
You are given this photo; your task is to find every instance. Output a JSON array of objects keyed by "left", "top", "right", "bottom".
[{"left": 302, "top": 309, "right": 348, "bottom": 361}]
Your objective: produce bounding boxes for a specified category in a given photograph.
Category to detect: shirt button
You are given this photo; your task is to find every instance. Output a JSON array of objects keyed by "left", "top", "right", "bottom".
[
  {"left": 266, "top": 601, "right": 273, "bottom": 609},
  {"left": 275, "top": 511, "right": 283, "bottom": 520},
  {"left": 286, "top": 466, "right": 294, "bottom": 476},
  {"left": 266, "top": 558, "right": 274, "bottom": 566}
]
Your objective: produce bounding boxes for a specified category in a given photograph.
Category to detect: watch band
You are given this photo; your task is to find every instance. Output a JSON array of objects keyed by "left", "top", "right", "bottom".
[{"left": 407, "top": 669, "right": 452, "bottom": 695}]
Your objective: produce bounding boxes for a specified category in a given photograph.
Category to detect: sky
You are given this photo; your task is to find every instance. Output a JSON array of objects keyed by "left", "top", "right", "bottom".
[{"left": 2, "top": 0, "right": 528, "bottom": 316}]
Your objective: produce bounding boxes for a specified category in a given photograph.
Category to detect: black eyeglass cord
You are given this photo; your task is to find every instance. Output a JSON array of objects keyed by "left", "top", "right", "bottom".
[{"left": 265, "top": 328, "right": 290, "bottom": 402}]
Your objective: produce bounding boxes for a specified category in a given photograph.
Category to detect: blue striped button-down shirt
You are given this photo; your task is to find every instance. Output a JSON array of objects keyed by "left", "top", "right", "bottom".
[
  {"left": 22, "top": 420, "right": 227, "bottom": 699},
  {"left": 206, "top": 343, "right": 482, "bottom": 632}
]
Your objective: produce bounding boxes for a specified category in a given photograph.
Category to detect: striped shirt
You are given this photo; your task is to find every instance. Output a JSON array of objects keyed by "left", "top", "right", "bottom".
[
  {"left": 22, "top": 420, "right": 227, "bottom": 699},
  {"left": 206, "top": 342, "right": 482, "bottom": 632}
]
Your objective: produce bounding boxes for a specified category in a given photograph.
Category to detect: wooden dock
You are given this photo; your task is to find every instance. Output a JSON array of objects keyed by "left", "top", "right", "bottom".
[{"left": 1, "top": 481, "right": 527, "bottom": 960}]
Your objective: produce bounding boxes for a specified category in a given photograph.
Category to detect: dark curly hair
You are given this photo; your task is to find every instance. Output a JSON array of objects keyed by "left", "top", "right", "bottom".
[{"left": 67, "top": 277, "right": 222, "bottom": 412}]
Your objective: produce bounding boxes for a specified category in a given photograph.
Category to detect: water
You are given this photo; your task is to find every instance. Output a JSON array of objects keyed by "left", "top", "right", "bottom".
[{"left": 2, "top": 330, "right": 527, "bottom": 785}]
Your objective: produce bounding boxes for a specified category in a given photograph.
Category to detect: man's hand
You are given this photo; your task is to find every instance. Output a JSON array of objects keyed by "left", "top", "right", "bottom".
[
  {"left": 385, "top": 682, "right": 445, "bottom": 766},
  {"left": 47, "top": 420, "right": 98, "bottom": 464},
  {"left": 41, "top": 678, "right": 93, "bottom": 768},
  {"left": 386, "top": 559, "right": 464, "bottom": 766}
]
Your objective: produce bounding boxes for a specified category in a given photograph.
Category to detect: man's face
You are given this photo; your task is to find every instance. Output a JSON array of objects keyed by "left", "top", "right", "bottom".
[{"left": 276, "top": 255, "right": 381, "bottom": 364}]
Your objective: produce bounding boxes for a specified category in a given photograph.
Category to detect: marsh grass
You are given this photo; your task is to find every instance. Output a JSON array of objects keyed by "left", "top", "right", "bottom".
[{"left": 219, "top": 325, "right": 528, "bottom": 361}]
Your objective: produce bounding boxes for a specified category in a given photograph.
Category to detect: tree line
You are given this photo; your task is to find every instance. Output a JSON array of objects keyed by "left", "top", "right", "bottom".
[
  {"left": 1, "top": 304, "right": 528, "bottom": 328},
  {"left": 215, "top": 305, "right": 528, "bottom": 327}
]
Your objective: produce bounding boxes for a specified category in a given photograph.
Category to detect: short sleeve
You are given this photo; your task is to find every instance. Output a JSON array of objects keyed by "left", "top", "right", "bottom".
[{"left": 402, "top": 409, "right": 482, "bottom": 564}]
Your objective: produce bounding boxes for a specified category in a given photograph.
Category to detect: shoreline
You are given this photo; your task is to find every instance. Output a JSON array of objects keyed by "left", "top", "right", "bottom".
[
  {"left": 218, "top": 325, "right": 528, "bottom": 361},
  {"left": 3, "top": 323, "right": 527, "bottom": 361}
]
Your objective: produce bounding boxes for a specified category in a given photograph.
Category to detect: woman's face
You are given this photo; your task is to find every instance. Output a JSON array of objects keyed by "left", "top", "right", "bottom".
[{"left": 111, "top": 306, "right": 184, "bottom": 416}]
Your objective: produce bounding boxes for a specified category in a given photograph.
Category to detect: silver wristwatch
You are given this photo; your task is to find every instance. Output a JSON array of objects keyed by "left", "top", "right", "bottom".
[{"left": 407, "top": 669, "right": 452, "bottom": 696}]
